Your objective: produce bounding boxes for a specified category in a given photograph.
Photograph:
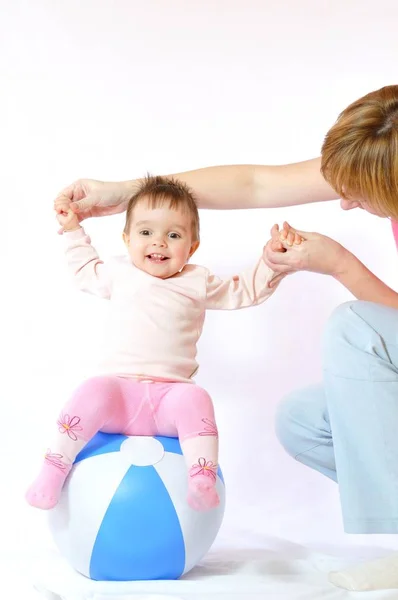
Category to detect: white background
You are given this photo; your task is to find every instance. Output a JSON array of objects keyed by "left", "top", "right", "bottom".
[{"left": 2, "top": 0, "right": 398, "bottom": 596}]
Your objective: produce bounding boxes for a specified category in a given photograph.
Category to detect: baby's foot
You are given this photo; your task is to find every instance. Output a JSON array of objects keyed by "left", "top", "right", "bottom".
[
  {"left": 188, "top": 474, "right": 220, "bottom": 511},
  {"left": 26, "top": 455, "right": 72, "bottom": 510}
]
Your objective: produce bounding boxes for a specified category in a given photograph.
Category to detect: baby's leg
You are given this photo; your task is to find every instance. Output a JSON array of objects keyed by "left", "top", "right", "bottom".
[
  {"left": 156, "top": 383, "right": 220, "bottom": 511},
  {"left": 26, "top": 376, "right": 134, "bottom": 509}
]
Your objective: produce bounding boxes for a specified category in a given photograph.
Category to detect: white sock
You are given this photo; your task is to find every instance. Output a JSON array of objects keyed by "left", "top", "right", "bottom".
[{"left": 329, "top": 552, "right": 398, "bottom": 591}]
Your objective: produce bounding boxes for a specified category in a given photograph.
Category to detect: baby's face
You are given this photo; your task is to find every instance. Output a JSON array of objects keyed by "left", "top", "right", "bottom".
[{"left": 123, "top": 199, "right": 199, "bottom": 279}]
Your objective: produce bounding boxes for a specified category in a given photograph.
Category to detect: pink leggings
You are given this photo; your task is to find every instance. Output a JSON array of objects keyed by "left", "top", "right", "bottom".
[
  {"left": 55, "top": 376, "right": 219, "bottom": 469},
  {"left": 27, "top": 376, "right": 220, "bottom": 511}
]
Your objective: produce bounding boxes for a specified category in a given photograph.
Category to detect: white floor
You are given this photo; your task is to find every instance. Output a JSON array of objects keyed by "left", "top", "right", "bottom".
[{"left": 5, "top": 535, "right": 398, "bottom": 600}]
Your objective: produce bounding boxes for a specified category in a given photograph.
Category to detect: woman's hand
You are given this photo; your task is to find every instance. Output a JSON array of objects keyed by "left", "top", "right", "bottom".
[
  {"left": 54, "top": 179, "right": 134, "bottom": 229},
  {"left": 264, "top": 222, "right": 350, "bottom": 287},
  {"left": 263, "top": 222, "right": 303, "bottom": 287}
]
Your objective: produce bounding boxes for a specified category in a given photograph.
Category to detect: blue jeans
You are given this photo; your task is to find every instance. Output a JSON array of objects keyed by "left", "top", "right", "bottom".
[{"left": 275, "top": 301, "right": 398, "bottom": 533}]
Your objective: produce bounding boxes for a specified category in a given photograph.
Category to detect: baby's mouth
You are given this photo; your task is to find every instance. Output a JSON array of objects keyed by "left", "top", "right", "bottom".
[{"left": 146, "top": 253, "right": 169, "bottom": 263}]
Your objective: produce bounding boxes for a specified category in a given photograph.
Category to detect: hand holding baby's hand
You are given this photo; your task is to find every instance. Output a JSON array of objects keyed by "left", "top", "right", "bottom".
[
  {"left": 275, "top": 221, "right": 304, "bottom": 249},
  {"left": 264, "top": 221, "right": 305, "bottom": 288},
  {"left": 54, "top": 197, "right": 81, "bottom": 233}
]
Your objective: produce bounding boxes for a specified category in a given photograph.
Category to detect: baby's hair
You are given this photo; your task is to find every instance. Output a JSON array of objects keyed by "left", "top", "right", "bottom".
[{"left": 124, "top": 175, "right": 200, "bottom": 241}]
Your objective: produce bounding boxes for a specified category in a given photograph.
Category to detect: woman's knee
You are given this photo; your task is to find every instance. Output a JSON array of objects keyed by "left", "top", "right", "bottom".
[
  {"left": 324, "top": 301, "right": 358, "bottom": 340},
  {"left": 324, "top": 300, "right": 397, "bottom": 344},
  {"left": 323, "top": 301, "right": 398, "bottom": 369}
]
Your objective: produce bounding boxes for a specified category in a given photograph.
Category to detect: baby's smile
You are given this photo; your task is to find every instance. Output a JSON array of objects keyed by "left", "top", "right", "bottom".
[{"left": 146, "top": 253, "right": 170, "bottom": 263}]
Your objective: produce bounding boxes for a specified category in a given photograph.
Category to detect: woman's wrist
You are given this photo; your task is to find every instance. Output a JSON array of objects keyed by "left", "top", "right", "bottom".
[
  {"left": 118, "top": 179, "right": 142, "bottom": 210},
  {"left": 332, "top": 246, "right": 357, "bottom": 279},
  {"left": 122, "top": 179, "right": 142, "bottom": 195},
  {"left": 333, "top": 249, "right": 373, "bottom": 296}
]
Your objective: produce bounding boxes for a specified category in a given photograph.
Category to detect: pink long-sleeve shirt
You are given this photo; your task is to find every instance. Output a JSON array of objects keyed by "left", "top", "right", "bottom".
[{"left": 64, "top": 228, "right": 278, "bottom": 383}]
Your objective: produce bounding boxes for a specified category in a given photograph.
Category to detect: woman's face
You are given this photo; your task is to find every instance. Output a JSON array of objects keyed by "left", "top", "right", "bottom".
[{"left": 340, "top": 197, "right": 387, "bottom": 217}]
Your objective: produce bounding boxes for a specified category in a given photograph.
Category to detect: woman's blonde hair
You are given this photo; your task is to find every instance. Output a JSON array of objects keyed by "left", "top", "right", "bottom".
[{"left": 321, "top": 85, "right": 398, "bottom": 219}]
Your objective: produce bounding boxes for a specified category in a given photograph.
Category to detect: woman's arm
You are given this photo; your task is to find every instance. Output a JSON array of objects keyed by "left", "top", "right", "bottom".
[
  {"left": 170, "top": 158, "right": 337, "bottom": 209},
  {"left": 335, "top": 253, "right": 398, "bottom": 309},
  {"left": 57, "top": 158, "right": 338, "bottom": 224}
]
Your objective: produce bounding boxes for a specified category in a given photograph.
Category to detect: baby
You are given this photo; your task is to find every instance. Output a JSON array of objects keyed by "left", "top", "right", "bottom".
[{"left": 26, "top": 175, "right": 281, "bottom": 512}]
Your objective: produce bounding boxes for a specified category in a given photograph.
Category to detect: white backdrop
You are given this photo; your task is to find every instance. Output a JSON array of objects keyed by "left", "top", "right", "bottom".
[{"left": 3, "top": 0, "right": 398, "bottom": 590}]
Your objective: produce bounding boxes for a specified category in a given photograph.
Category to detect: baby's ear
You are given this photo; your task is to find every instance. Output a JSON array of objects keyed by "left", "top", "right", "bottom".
[
  {"left": 189, "top": 240, "right": 200, "bottom": 257},
  {"left": 122, "top": 232, "right": 129, "bottom": 247}
]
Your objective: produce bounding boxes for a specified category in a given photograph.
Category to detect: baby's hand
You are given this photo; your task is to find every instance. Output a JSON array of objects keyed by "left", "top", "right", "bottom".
[
  {"left": 268, "top": 222, "right": 304, "bottom": 256},
  {"left": 269, "top": 224, "right": 284, "bottom": 252},
  {"left": 54, "top": 196, "right": 81, "bottom": 233},
  {"left": 264, "top": 222, "right": 305, "bottom": 289},
  {"left": 279, "top": 221, "right": 304, "bottom": 247}
]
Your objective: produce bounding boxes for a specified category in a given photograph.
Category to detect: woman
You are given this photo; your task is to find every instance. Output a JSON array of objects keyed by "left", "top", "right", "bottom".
[{"left": 56, "top": 85, "right": 398, "bottom": 592}]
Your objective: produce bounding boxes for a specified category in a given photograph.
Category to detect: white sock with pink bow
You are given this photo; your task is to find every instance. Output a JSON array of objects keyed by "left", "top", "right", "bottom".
[{"left": 182, "top": 436, "right": 220, "bottom": 511}]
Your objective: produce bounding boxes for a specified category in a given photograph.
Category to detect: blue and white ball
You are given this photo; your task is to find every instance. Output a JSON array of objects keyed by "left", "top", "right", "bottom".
[{"left": 48, "top": 433, "right": 225, "bottom": 581}]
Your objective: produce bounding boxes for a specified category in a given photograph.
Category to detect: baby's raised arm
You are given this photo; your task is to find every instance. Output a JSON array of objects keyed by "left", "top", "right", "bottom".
[{"left": 55, "top": 198, "right": 112, "bottom": 299}]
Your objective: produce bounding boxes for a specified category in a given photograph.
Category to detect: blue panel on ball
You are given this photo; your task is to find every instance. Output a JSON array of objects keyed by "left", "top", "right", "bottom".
[
  {"left": 75, "top": 432, "right": 128, "bottom": 464},
  {"left": 217, "top": 467, "right": 224, "bottom": 485},
  {"left": 90, "top": 464, "right": 186, "bottom": 581}
]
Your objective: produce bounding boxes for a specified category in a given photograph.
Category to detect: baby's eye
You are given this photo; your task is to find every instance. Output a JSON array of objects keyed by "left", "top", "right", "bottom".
[
  {"left": 139, "top": 230, "right": 151, "bottom": 236},
  {"left": 168, "top": 232, "right": 181, "bottom": 239}
]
